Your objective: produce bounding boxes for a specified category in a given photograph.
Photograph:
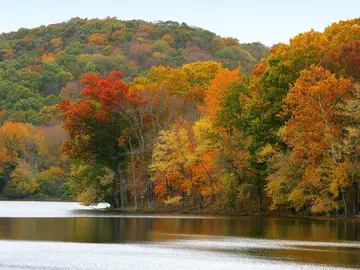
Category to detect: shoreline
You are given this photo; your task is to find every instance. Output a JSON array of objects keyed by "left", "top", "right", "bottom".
[
  {"left": 1, "top": 198, "right": 359, "bottom": 222},
  {"left": 102, "top": 206, "right": 360, "bottom": 223}
]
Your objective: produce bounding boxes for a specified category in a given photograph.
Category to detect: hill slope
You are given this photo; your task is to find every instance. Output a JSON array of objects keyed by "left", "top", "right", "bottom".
[{"left": 0, "top": 17, "right": 268, "bottom": 125}]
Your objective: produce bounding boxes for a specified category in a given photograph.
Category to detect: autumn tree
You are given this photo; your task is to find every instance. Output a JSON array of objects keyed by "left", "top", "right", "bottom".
[
  {"left": 60, "top": 71, "right": 144, "bottom": 207},
  {"left": 272, "top": 65, "right": 354, "bottom": 216},
  {"left": 337, "top": 83, "right": 360, "bottom": 215},
  {"left": 205, "top": 69, "right": 254, "bottom": 209},
  {"left": 88, "top": 33, "right": 109, "bottom": 46},
  {"left": 60, "top": 82, "right": 81, "bottom": 101},
  {"left": 151, "top": 120, "right": 198, "bottom": 208},
  {"left": 0, "top": 122, "right": 68, "bottom": 198},
  {"left": 127, "top": 67, "right": 186, "bottom": 208}
]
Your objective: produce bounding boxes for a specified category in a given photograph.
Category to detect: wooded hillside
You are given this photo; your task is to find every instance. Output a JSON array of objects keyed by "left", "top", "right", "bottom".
[{"left": 1, "top": 17, "right": 360, "bottom": 218}]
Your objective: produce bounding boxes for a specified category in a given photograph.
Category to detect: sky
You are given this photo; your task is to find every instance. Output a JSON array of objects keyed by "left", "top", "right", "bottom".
[{"left": 0, "top": 0, "right": 359, "bottom": 46}]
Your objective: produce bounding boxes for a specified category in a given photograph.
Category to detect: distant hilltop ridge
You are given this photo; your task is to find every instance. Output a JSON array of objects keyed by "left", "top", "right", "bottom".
[{"left": 0, "top": 17, "right": 269, "bottom": 80}]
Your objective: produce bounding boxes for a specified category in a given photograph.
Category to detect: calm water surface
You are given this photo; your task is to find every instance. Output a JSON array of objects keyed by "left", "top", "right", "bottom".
[{"left": 0, "top": 201, "right": 359, "bottom": 269}]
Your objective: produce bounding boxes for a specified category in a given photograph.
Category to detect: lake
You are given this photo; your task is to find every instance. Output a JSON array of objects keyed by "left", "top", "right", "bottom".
[{"left": 0, "top": 201, "right": 359, "bottom": 269}]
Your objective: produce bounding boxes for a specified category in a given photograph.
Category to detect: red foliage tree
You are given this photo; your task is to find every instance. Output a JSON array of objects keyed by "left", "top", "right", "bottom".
[
  {"left": 60, "top": 71, "right": 145, "bottom": 207},
  {"left": 340, "top": 40, "right": 360, "bottom": 79}
]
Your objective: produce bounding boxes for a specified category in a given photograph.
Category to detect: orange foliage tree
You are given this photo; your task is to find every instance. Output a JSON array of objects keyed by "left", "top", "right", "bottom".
[
  {"left": 60, "top": 71, "right": 144, "bottom": 207},
  {"left": 273, "top": 65, "right": 354, "bottom": 215},
  {"left": 88, "top": 33, "right": 109, "bottom": 45}
]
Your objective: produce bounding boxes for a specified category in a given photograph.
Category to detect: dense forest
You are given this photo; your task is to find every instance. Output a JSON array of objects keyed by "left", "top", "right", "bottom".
[
  {"left": 0, "top": 17, "right": 267, "bottom": 199},
  {"left": 1, "top": 17, "right": 360, "bottom": 218}
]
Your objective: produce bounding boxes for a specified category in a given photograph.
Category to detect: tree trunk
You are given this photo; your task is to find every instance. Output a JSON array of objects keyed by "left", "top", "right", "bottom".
[
  {"left": 181, "top": 191, "right": 185, "bottom": 210},
  {"left": 259, "top": 186, "right": 263, "bottom": 212},
  {"left": 113, "top": 169, "right": 120, "bottom": 208},
  {"left": 179, "top": 164, "right": 187, "bottom": 210},
  {"left": 200, "top": 161, "right": 215, "bottom": 202},
  {"left": 149, "top": 179, "right": 155, "bottom": 210},
  {"left": 109, "top": 197, "right": 118, "bottom": 209},
  {"left": 119, "top": 173, "right": 126, "bottom": 207},
  {"left": 256, "top": 171, "right": 264, "bottom": 212},
  {"left": 165, "top": 177, "right": 170, "bottom": 197},
  {"left": 129, "top": 139, "right": 137, "bottom": 211},
  {"left": 187, "top": 165, "right": 196, "bottom": 207},
  {"left": 113, "top": 189, "right": 120, "bottom": 208},
  {"left": 354, "top": 181, "right": 359, "bottom": 216},
  {"left": 116, "top": 162, "right": 127, "bottom": 208},
  {"left": 341, "top": 187, "right": 349, "bottom": 218},
  {"left": 197, "top": 194, "right": 203, "bottom": 210},
  {"left": 139, "top": 149, "right": 149, "bottom": 209}
]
